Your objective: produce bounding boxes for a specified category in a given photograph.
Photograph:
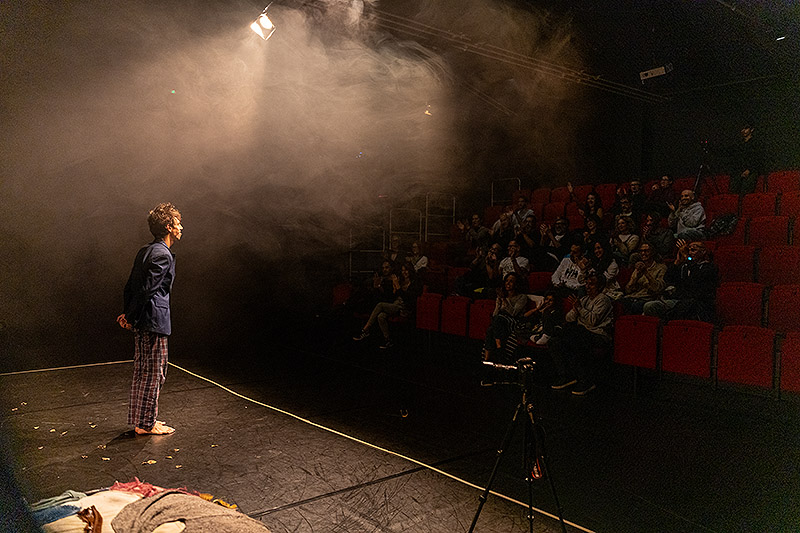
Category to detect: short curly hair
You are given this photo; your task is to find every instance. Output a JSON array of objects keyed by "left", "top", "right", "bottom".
[{"left": 147, "top": 202, "right": 181, "bottom": 238}]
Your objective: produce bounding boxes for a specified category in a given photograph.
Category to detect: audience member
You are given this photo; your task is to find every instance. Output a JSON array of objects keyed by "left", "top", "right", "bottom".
[
  {"left": 578, "top": 191, "right": 604, "bottom": 219},
  {"left": 491, "top": 212, "right": 515, "bottom": 252},
  {"left": 551, "top": 243, "right": 590, "bottom": 294},
  {"left": 588, "top": 240, "right": 621, "bottom": 297},
  {"left": 520, "top": 291, "right": 563, "bottom": 346},
  {"left": 581, "top": 214, "right": 608, "bottom": 248},
  {"left": 610, "top": 216, "right": 640, "bottom": 266},
  {"left": 516, "top": 215, "right": 550, "bottom": 270},
  {"left": 405, "top": 241, "right": 428, "bottom": 273},
  {"left": 499, "top": 240, "right": 530, "bottom": 278},
  {"left": 638, "top": 213, "right": 674, "bottom": 260},
  {"left": 643, "top": 240, "right": 719, "bottom": 322},
  {"left": 510, "top": 195, "right": 535, "bottom": 229},
  {"left": 620, "top": 243, "right": 667, "bottom": 314},
  {"left": 458, "top": 213, "right": 492, "bottom": 254},
  {"left": 383, "top": 234, "right": 406, "bottom": 266},
  {"left": 611, "top": 196, "right": 640, "bottom": 229},
  {"left": 483, "top": 272, "right": 528, "bottom": 361},
  {"left": 647, "top": 175, "right": 678, "bottom": 218},
  {"left": 730, "top": 123, "right": 763, "bottom": 195},
  {"left": 615, "top": 179, "right": 647, "bottom": 217},
  {"left": 353, "top": 262, "right": 423, "bottom": 348},
  {"left": 455, "top": 243, "right": 503, "bottom": 299},
  {"left": 549, "top": 272, "right": 614, "bottom": 395},
  {"left": 668, "top": 190, "right": 707, "bottom": 240},
  {"left": 540, "top": 218, "right": 572, "bottom": 269}
]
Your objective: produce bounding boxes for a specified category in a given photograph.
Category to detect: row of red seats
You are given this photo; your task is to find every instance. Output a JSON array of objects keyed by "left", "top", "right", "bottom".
[
  {"left": 714, "top": 244, "right": 800, "bottom": 284},
  {"left": 717, "top": 283, "right": 800, "bottom": 331},
  {"left": 711, "top": 216, "right": 798, "bottom": 247},
  {"left": 614, "top": 317, "right": 800, "bottom": 393},
  {"left": 512, "top": 170, "right": 799, "bottom": 208},
  {"left": 706, "top": 191, "right": 800, "bottom": 218}
]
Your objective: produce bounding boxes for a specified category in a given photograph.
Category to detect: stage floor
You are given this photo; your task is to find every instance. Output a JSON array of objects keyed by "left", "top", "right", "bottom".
[{"left": 2, "top": 323, "right": 800, "bottom": 532}]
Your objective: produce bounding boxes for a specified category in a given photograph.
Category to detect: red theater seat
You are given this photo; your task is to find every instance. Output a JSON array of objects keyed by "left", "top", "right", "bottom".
[
  {"left": 565, "top": 201, "right": 581, "bottom": 217},
  {"left": 613, "top": 315, "right": 660, "bottom": 369},
  {"left": 468, "top": 299, "right": 496, "bottom": 340},
  {"left": 531, "top": 187, "right": 551, "bottom": 204},
  {"left": 767, "top": 170, "right": 800, "bottom": 193},
  {"left": 780, "top": 332, "right": 800, "bottom": 393},
  {"left": 705, "top": 194, "right": 739, "bottom": 216},
  {"left": 715, "top": 282, "right": 765, "bottom": 327},
  {"left": 757, "top": 246, "right": 800, "bottom": 286},
  {"left": 572, "top": 184, "right": 594, "bottom": 204},
  {"left": 440, "top": 295, "right": 470, "bottom": 336},
  {"left": 748, "top": 216, "right": 789, "bottom": 248},
  {"left": 594, "top": 183, "right": 617, "bottom": 211},
  {"left": 446, "top": 267, "right": 469, "bottom": 295},
  {"left": 714, "top": 245, "right": 756, "bottom": 283},
  {"left": 543, "top": 202, "right": 566, "bottom": 222},
  {"left": 415, "top": 293, "right": 443, "bottom": 331},
  {"left": 767, "top": 284, "right": 800, "bottom": 333},
  {"left": 661, "top": 320, "right": 714, "bottom": 377},
  {"left": 550, "top": 187, "right": 571, "bottom": 203},
  {"left": 717, "top": 326, "right": 775, "bottom": 388},
  {"left": 527, "top": 271, "right": 552, "bottom": 293},
  {"left": 741, "top": 193, "right": 778, "bottom": 218},
  {"left": 778, "top": 191, "right": 800, "bottom": 218}
]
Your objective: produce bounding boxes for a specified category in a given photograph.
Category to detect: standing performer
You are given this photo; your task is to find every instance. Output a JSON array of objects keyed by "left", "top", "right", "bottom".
[{"left": 116, "top": 202, "right": 183, "bottom": 435}]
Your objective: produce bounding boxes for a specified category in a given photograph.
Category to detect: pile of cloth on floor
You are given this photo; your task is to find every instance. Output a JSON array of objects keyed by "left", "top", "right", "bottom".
[{"left": 29, "top": 478, "right": 271, "bottom": 532}]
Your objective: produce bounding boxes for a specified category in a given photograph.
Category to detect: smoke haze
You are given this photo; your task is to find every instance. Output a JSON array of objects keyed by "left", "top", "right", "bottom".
[{"left": 0, "top": 0, "right": 585, "bottom": 357}]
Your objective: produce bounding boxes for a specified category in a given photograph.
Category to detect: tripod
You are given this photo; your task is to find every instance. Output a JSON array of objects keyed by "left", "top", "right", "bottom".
[{"left": 469, "top": 361, "right": 567, "bottom": 533}]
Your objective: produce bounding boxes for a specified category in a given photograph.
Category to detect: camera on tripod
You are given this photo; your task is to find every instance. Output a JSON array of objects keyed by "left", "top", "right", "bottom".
[{"left": 481, "top": 357, "right": 536, "bottom": 388}]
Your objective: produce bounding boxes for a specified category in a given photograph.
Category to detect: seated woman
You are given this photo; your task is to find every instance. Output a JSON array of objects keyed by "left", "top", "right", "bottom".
[
  {"left": 519, "top": 290, "right": 563, "bottom": 346},
  {"left": 405, "top": 241, "right": 429, "bottom": 273},
  {"left": 483, "top": 272, "right": 528, "bottom": 361},
  {"left": 579, "top": 191, "right": 604, "bottom": 219},
  {"left": 611, "top": 216, "right": 640, "bottom": 266},
  {"left": 580, "top": 214, "right": 608, "bottom": 248},
  {"left": 353, "top": 262, "right": 422, "bottom": 349},
  {"left": 586, "top": 240, "right": 621, "bottom": 298}
]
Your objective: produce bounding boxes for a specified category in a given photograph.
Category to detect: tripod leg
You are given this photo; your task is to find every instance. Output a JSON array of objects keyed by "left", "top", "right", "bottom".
[
  {"left": 468, "top": 402, "right": 524, "bottom": 533},
  {"left": 526, "top": 405, "right": 568, "bottom": 533}
]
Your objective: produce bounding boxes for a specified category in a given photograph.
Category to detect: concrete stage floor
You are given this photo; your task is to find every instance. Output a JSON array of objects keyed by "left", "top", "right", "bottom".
[{"left": 2, "top": 320, "right": 799, "bottom": 532}]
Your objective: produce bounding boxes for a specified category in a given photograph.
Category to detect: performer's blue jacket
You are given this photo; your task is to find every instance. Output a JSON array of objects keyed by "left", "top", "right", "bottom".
[{"left": 123, "top": 240, "right": 175, "bottom": 335}]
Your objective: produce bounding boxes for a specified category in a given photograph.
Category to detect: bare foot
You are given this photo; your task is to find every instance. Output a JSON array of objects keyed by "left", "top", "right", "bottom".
[{"left": 135, "top": 421, "right": 175, "bottom": 435}]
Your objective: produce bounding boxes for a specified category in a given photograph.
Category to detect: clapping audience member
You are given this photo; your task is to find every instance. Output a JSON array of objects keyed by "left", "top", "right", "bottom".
[
  {"left": 516, "top": 215, "right": 544, "bottom": 268},
  {"left": 647, "top": 175, "right": 678, "bottom": 218},
  {"left": 581, "top": 214, "right": 608, "bottom": 248},
  {"left": 616, "top": 179, "right": 647, "bottom": 218},
  {"left": 405, "top": 241, "right": 428, "bottom": 273},
  {"left": 521, "top": 291, "right": 563, "bottom": 346},
  {"left": 551, "top": 243, "right": 590, "bottom": 295},
  {"left": 540, "top": 218, "right": 572, "bottom": 270},
  {"left": 610, "top": 216, "right": 640, "bottom": 266},
  {"left": 620, "top": 243, "right": 667, "bottom": 314},
  {"left": 499, "top": 240, "right": 530, "bottom": 279},
  {"left": 587, "top": 240, "right": 620, "bottom": 297},
  {"left": 510, "top": 195, "right": 535, "bottom": 229},
  {"left": 638, "top": 213, "right": 674, "bottom": 260},
  {"left": 643, "top": 240, "right": 719, "bottom": 322},
  {"left": 611, "top": 196, "right": 639, "bottom": 228},
  {"left": 454, "top": 243, "right": 503, "bottom": 299},
  {"left": 578, "top": 191, "right": 604, "bottom": 219},
  {"left": 483, "top": 272, "right": 528, "bottom": 361},
  {"left": 458, "top": 213, "right": 492, "bottom": 255},
  {"left": 353, "top": 262, "right": 423, "bottom": 349},
  {"left": 549, "top": 272, "right": 614, "bottom": 395},
  {"left": 491, "top": 212, "right": 515, "bottom": 252},
  {"left": 668, "top": 190, "right": 707, "bottom": 241}
]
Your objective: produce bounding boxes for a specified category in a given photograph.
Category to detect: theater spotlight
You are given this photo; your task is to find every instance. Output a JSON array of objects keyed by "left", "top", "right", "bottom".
[{"left": 250, "top": 5, "right": 276, "bottom": 41}]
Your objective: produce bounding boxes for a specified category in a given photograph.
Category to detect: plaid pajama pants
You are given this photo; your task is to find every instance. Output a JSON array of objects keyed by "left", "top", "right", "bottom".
[{"left": 128, "top": 330, "right": 169, "bottom": 430}]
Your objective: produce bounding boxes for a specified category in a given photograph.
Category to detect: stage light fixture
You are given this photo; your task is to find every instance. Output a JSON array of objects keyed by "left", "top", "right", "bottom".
[{"left": 250, "top": 5, "right": 276, "bottom": 41}]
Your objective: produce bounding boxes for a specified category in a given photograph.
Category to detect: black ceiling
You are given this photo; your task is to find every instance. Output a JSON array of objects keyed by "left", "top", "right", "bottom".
[{"left": 538, "top": 0, "right": 800, "bottom": 95}]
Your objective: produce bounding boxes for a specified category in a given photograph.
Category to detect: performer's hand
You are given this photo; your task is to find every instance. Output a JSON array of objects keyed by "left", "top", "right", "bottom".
[{"left": 116, "top": 314, "right": 132, "bottom": 330}]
